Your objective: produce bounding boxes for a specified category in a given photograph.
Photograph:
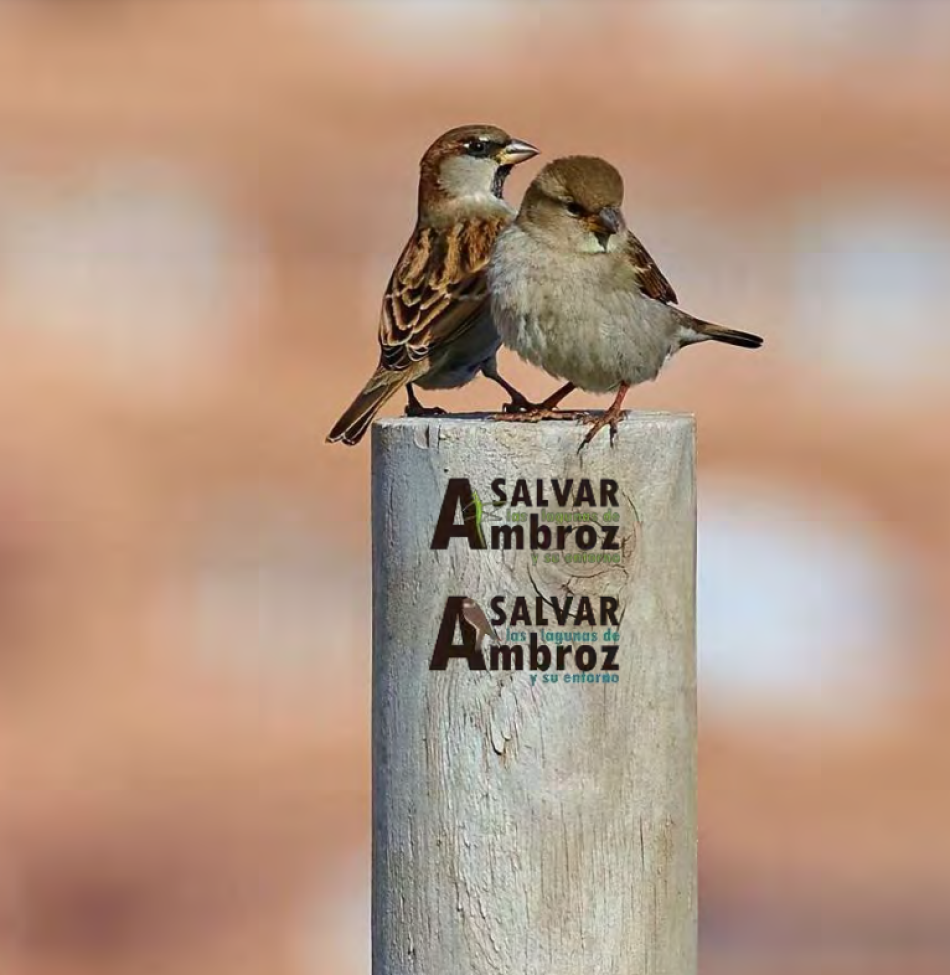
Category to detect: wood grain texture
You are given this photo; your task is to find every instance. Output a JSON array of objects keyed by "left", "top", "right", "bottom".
[{"left": 371, "top": 413, "right": 697, "bottom": 975}]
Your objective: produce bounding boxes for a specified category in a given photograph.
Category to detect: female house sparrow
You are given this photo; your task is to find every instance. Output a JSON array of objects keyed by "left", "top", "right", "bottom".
[
  {"left": 327, "top": 125, "right": 539, "bottom": 446},
  {"left": 488, "top": 156, "right": 763, "bottom": 446}
]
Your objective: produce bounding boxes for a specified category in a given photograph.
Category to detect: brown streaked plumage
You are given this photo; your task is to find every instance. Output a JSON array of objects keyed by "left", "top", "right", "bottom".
[
  {"left": 379, "top": 215, "right": 509, "bottom": 372},
  {"left": 327, "top": 125, "right": 539, "bottom": 446},
  {"left": 489, "top": 155, "right": 763, "bottom": 447}
]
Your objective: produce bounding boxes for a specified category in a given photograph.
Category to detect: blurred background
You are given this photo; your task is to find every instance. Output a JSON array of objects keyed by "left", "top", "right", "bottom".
[{"left": 0, "top": 1, "right": 948, "bottom": 973}]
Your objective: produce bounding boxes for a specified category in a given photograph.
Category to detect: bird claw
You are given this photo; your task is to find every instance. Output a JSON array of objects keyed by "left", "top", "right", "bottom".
[
  {"left": 502, "top": 397, "right": 534, "bottom": 414},
  {"left": 579, "top": 411, "right": 621, "bottom": 451},
  {"left": 405, "top": 404, "right": 447, "bottom": 418},
  {"left": 495, "top": 407, "right": 584, "bottom": 423}
]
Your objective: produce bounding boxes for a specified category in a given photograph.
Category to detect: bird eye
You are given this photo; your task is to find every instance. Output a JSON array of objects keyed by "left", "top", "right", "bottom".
[
  {"left": 466, "top": 139, "right": 493, "bottom": 158},
  {"left": 566, "top": 203, "right": 584, "bottom": 217}
]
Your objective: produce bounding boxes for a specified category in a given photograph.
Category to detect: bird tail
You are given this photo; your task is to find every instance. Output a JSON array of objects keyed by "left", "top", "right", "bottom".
[
  {"left": 687, "top": 318, "right": 764, "bottom": 349},
  {"left": 326, "top": 368, "right": 413, "bottom": 446}
]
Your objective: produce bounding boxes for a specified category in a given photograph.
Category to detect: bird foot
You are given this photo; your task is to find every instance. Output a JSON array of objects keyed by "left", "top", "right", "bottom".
[
  {"left": 501, "top": 394, "right": 535, "bottom": 414},
  {"left": 405, "top": 403, "right": 447, "bottom": 418},
  {"left": 494, "top": 408, "right": 585, "bottom": 423},
  {"left": 579, "top": 409, "right": 623, "bottom": 450}
]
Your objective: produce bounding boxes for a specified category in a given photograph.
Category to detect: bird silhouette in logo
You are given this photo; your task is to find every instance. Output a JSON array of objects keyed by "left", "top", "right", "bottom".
[
  {"left": 459, "top": 489, "right": 505, "bottom": 549},
  {"left": 460, "top": 597, "right": 499, "bottom": 648}
]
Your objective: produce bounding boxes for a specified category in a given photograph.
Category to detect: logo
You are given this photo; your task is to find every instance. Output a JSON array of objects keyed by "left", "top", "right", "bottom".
[
  {"left": 431, "top": 477, "right": 624, "bottom": 566},
  {"left": 426, "top": 477, "right": 633, "bottom": 685},
  {"left": 429, "top": 596, "right": 620, "bottom": 686}
]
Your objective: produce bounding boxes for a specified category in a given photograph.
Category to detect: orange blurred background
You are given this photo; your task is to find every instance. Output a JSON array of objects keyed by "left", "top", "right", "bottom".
[{"left": 0, "top": 2, "right": 948, "bottom": 973}]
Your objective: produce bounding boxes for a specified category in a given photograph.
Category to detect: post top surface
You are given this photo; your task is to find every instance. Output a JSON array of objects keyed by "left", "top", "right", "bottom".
[{"left": 375, "top": 410, "right": 694, "bottom": 433}]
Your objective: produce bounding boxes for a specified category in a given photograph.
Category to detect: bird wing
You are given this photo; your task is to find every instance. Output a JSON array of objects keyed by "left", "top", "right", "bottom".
[
  {"left": 622, "top": 230, "right": 678, "bottom": 305},
  {"left": 379, "top": 215, "right": 509, "bottom": 372}
]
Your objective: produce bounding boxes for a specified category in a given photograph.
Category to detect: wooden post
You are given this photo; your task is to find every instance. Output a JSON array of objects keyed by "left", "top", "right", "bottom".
[{"left": 371, "top": 413, "right": 697, "bottom": 975}]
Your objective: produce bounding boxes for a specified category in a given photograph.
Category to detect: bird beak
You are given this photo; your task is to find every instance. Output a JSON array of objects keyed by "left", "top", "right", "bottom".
[
  {"left": 498, "top": 139, "right": 539, "bottom": 166},
  {"left": 588, "top": 206, "right": 626, "bottom": 238}
]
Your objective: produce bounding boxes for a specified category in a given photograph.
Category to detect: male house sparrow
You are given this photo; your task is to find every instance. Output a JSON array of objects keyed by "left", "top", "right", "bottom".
[
  {"left": 327, "top": 125, "right": 539, "bottom": 446},
  {"left": 488, "top": 156, "right": 763, "bottom": 446}
]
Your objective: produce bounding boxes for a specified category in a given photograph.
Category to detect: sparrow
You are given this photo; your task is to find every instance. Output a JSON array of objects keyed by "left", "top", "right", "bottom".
[
  {"left": 488, "top": 156, "right": 763, "bottom": 447},
  {"left": 461, "top": 597, "right": 499, "bottom": 649},
  {"left": 326, "top": 124, "right": 539, "bottom": 445}
]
